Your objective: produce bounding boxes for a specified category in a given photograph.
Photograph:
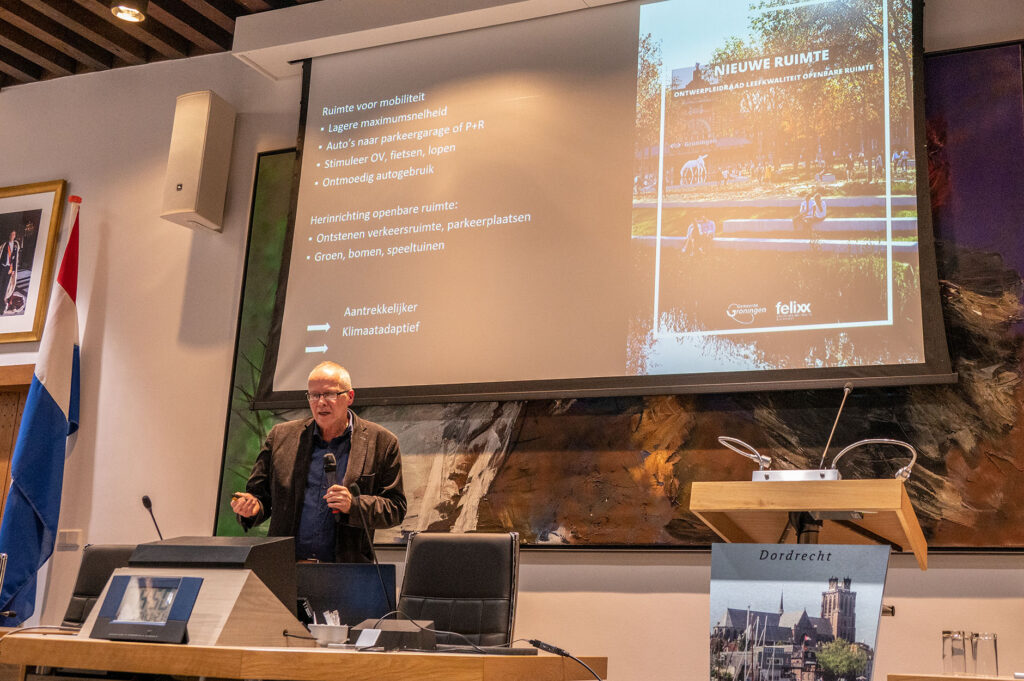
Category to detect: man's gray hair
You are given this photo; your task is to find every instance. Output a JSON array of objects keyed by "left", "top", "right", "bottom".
[{"left": 309, "top": 361, "right": 352, "bottom": 390}]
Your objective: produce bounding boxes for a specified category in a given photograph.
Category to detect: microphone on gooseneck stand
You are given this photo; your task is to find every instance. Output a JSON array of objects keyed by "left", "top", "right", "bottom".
[
  {"left": 141, "top": 495, "right": 163, "bottom": 540},
  {"left": 818, "top": 382, "right": 854, "bottom": 469},
  {"left": 323, "top": 452, "right": 339, "bottom": 515},
  {"left": 348, "top": 482, "right": 393, "bottom": 612}
]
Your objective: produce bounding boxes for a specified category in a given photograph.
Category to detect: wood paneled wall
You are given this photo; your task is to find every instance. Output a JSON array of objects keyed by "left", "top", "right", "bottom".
[{"left": 0, "top": 365, "right": 33, "bottom": 524}]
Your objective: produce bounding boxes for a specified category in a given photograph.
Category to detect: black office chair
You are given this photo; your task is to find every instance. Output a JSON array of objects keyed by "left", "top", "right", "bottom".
[
  {"left": 61, "top": 544, "right": 135, "bottom": 628},
  {"left": 23, "top": 545, "right": 137, "bottom": 681},
  {"left": 396, "top": 531, "right": 519, "bottom": 646}
]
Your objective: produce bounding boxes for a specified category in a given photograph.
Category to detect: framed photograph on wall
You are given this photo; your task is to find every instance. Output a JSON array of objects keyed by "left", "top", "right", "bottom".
[{"left": 0, "top": 180, "right": 67, "bottom": 343}]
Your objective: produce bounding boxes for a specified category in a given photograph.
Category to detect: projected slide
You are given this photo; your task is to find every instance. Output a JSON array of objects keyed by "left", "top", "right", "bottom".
[
  {"left": 271, "top": 0, "right": 930, "bottom": 396},
  {"left": 631, "top": 0, "right": 923, "bottom": 375},
  {"left": 274, "top": 6, "right": 640, "bottom": 391}
]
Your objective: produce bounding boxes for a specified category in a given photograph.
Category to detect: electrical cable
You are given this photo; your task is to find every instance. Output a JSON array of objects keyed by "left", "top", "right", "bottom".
[
  {"left": 348, "top": 483, "right": 394, "bottom": 613},
  {"left": 527, "top": 639, "right": 603, "bottom": 680},
  {"left": 3, "top": 626, "right": 80, "bottom": 635}
]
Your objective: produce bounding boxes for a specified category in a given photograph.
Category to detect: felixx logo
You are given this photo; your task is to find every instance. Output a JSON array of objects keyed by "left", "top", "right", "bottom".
[{"left": 776, "top": 300, "right": 812, "bottom": 318}]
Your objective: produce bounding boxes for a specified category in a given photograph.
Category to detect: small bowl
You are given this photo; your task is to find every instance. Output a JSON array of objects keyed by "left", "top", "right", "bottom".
[{"left": 308, "top": 624, "right": 349, "bottom": 646}]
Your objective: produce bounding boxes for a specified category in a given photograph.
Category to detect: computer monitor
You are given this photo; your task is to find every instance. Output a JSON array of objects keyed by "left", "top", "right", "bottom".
[{"left": 296, "top": 563, "right": 396, "bottom": 627}]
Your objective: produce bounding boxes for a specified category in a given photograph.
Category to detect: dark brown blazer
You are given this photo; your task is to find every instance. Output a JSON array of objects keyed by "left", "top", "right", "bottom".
[{"left": 240, "top": 413, "right": 406, "bottom": 563}]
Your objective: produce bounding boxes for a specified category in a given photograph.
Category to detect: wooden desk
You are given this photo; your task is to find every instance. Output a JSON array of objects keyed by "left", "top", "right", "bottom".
[
  {"left": 0, "top": 632, "right": 607, "bottom": 681},
  {"left": 892, "top": 671, "right": 1003, "bottom": 675},
  {"left": 0, "top": 628, "right": 18, "bottom": 681}
]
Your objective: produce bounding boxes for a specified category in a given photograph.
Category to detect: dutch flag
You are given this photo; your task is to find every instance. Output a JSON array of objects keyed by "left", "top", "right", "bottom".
[{"left": 0, "top": 197, "right": 81, "bottom": 625}]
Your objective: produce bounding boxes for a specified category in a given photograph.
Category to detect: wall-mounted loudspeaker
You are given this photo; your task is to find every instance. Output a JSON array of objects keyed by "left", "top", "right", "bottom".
[{"left": 160, "top": 90, "right": 236, "bottom": 232}]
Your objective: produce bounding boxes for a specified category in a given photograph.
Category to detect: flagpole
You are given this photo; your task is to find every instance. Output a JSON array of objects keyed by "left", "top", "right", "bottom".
[
  {"left": 28, "top": 194, "right": 83, "bottom": 627},
  {"left": 67, "top": 196, "right": 81, "bottom": 231}
]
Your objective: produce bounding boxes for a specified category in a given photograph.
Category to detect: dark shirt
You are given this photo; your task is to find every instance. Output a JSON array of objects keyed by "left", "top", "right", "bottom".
[{"left": 294, "top": 417, "right": 352, "bottom": 561}]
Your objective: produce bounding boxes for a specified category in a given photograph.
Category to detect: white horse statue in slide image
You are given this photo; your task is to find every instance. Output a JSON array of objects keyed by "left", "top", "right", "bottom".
[{"left": 681, "top": 154, "right": 708, "bottom": 184}]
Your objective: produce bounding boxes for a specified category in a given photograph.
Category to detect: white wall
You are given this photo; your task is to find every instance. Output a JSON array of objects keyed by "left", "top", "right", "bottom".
[
  {"left": 0, "top": 51, "right": 300, "bottom": 623},
  {"left": 923, "top": 0, "right": 1024, "bottom": 52},
  {"left": 0, "top": 2, "right": 1021, "bottom": 680}
]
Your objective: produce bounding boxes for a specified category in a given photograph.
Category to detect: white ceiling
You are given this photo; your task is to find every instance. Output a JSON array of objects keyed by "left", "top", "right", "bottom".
[{"left": 232, "top": 0, "right": 1024, "bottom": 81}]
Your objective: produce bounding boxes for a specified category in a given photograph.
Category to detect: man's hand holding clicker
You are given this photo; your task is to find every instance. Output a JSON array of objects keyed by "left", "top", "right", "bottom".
[{"left": 231, "top": 492, "right": 261, "bottom": 518}]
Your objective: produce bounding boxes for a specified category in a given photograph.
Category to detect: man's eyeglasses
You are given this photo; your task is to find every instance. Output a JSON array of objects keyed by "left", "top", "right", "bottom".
[{"left": 306, "top": 391, "right": 348, "bottom": 402}]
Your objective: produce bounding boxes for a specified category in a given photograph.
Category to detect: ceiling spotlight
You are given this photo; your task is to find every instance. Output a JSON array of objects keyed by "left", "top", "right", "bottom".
[{"left": 110, "top": 0, "right": 147, "bottom": 22}]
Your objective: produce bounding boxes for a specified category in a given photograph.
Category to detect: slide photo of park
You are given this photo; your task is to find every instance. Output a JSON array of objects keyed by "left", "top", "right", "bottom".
[
  {"left": 709, "top": 543, "right": 890, "bottom": 681},
  {"left": 627, "top": 0, "right": 925, "bottom": 376}
]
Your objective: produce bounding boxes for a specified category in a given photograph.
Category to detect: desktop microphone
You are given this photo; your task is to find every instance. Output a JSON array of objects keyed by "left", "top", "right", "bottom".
[
  {"left": 323, "top": 453, "right": 339, "bottom": 515},
  {"left": 348, "top": 482, "right": 394, "bottom": 612},
  {"left": 141, "top": 495, "right": 164, "bottom": 541}
]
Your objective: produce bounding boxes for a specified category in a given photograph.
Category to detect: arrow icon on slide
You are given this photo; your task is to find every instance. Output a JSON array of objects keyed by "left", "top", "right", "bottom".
[
  {"left": 307, "top": 322, "right": 331, "bottom": 332},
  {"left": 305, "top": 345, "right": 328, "bottom": 354}
]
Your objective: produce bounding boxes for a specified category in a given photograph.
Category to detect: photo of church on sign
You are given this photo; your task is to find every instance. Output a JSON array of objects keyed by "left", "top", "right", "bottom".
[{"left": 709, "top": 544, "right": 890, "bottom": 681}]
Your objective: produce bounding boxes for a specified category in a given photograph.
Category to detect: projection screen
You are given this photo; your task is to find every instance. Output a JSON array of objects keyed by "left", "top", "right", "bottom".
[{"left": 258, "top": 0, "right": 953, "bottom": 405}]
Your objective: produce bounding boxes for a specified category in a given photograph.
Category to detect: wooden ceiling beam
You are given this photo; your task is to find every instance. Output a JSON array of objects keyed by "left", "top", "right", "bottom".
[
  {"left": 0, "top": 42, "right": 43, "bottom": 83},
  {"left": 232, "top": 0, "right": 275, "bottom": 11},
  {"left": 22, "top": 0, "right": 149, "bottom": 65},
  {"left": 0, "top": 19, "right": 76, "bottom": 77},
  {"left": 0, "top": 0, "right": 292, "bottom": 86},
  {"left": 73, "top": 0, "right": 190, "bottom": 59},
  {"left": 177, "top": 0, "right": 237, "bottom": 34},
  {"left": 148, "top": 0, "right": 233, "bottom": 52},
  {"left": 0, "top": 4, "right": 112, "bottom": 71}
]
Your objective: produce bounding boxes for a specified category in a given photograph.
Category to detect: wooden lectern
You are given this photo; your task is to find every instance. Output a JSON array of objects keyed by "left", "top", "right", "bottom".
[{"left": 689, "top": 478, "right": 928, "bottom": 570}]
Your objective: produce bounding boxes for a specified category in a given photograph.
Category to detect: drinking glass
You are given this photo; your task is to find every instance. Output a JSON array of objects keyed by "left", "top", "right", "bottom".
[
  {"left": 971, "top": 632, "right": 998, "bottom": 676},
  {"left": 942, "top": 630, "right": 967, "bottom": 675}
]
